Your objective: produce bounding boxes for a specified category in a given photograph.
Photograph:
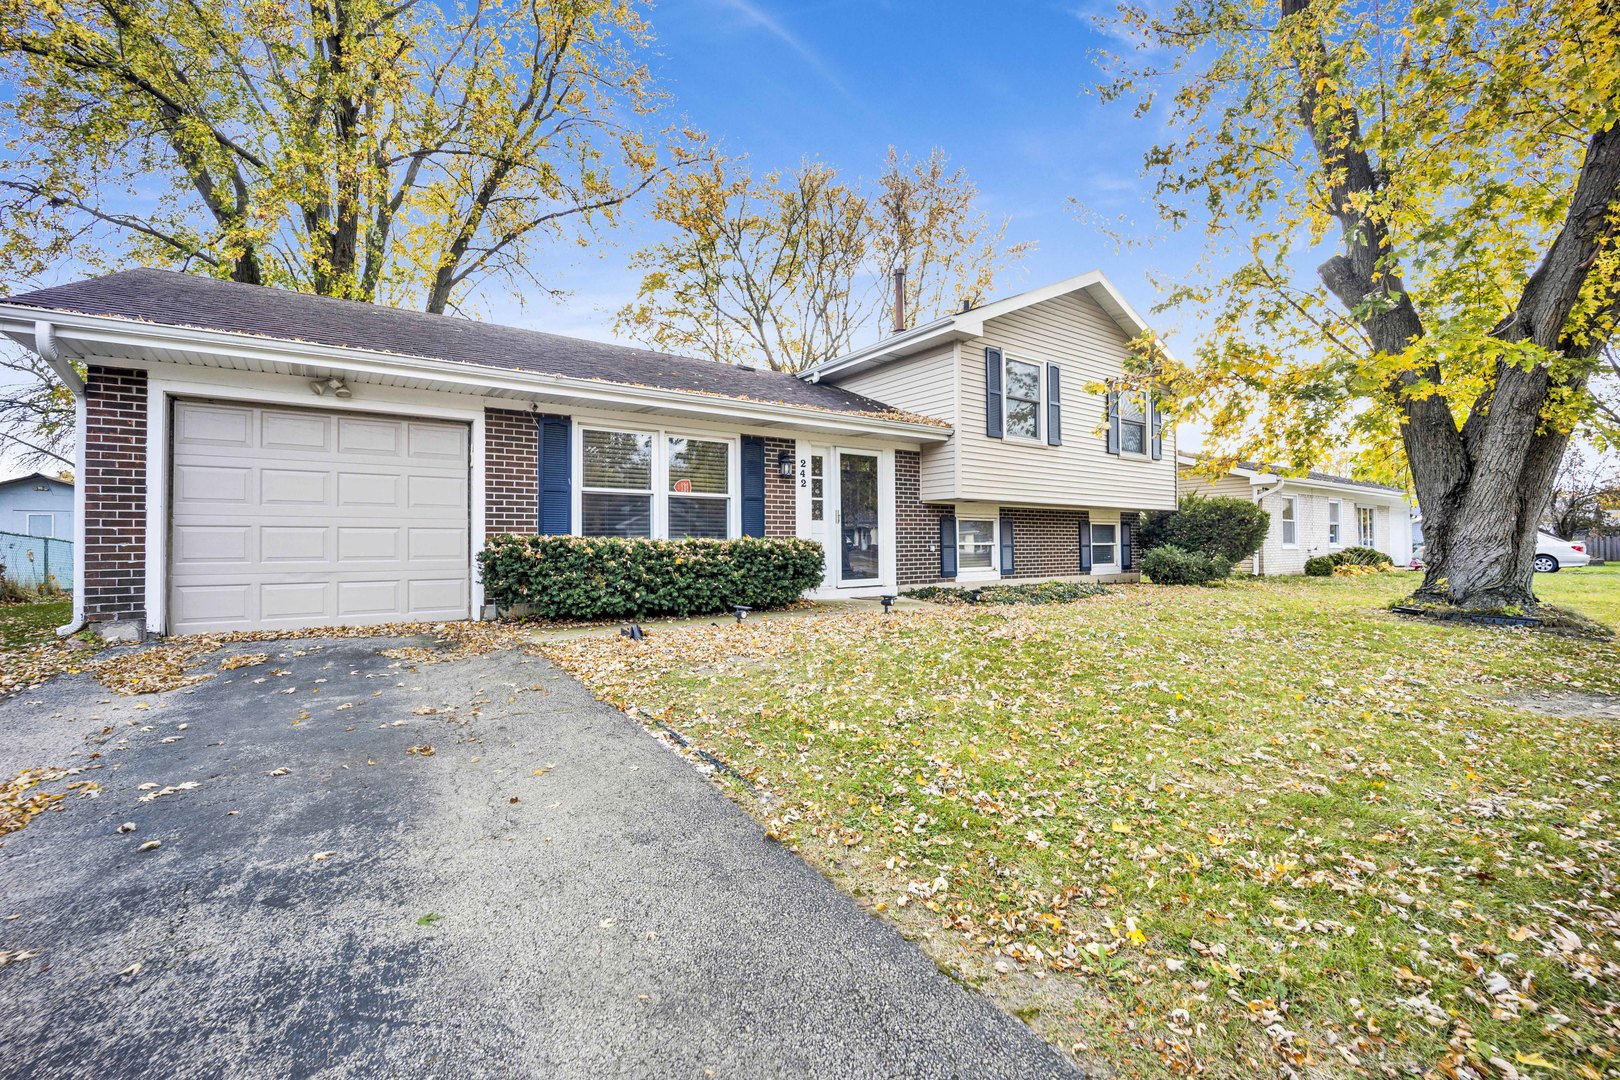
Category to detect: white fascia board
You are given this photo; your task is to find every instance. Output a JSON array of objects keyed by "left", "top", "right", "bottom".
[
  {"left": 805, "top": 270, "right": 1161, "bottom": 385},
  {"left": 0, "top": 307, "right": 951, "bottom": 444}
]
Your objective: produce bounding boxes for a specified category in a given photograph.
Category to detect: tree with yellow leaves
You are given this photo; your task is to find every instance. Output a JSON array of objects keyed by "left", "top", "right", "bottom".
[
  {"left": 0, "top": 0, "right": 702, "bottom": 314},
  {"left": 617, "top": 149, "right": 1030, "bottom": 372},
  {"left": 1098, "top": 0, "right": 1619, "bottom": 611}
]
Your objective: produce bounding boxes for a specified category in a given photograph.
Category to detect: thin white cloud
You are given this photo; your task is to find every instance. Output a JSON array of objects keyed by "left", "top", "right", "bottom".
[{"left": 715, "top": 0, "right": 854, "bottom": 98}]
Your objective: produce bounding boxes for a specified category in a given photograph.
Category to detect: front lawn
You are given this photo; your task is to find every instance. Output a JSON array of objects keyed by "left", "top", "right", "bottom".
[{"left": 540, "top": 572, "right": 1620, "bottom": 1078}]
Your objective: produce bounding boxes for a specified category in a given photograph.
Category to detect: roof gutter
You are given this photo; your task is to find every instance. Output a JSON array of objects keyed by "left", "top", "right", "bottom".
[
  {"left": 0, "top": 306, "right": 952, "bottom": 443},
  {"left": 33, "top": 320, "right": 87, "bottom": 638}
]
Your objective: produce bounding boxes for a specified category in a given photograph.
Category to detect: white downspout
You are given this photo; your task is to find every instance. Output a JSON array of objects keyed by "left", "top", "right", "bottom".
[
  {"left": 35, "top": 321, "right": 88, "bottom": 638},
  {"left": 1252, "top": 476, "right": 1287, "bottom": 577}
]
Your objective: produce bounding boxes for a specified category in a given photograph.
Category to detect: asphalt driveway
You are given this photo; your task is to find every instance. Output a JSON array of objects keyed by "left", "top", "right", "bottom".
[{"left": 0, "top": 634, "right": 1080, "bottom": 1079}]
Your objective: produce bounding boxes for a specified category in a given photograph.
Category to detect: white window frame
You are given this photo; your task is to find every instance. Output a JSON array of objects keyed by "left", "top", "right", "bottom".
[
  {"left": 1001, "top": 354, "right": 1046, "bottom": 444},
  {"left": 1280, "top": 495, "right": 1298, "bottom": 548},
  {"left": 1327, "top": 500, "right": 1342, "bottom": 547},
  {"left": 25, "top": 513, "right": 53, "bottom": 538},
  {"left": 1358, "top": 505, "right": 1376, "bottom": 548},
  {"left": 955, "top": 514, "right": 1000, "bottom": 580},
  {"left": 1090, "top": 514, "right": 1121, "bottom": 570},
  {"left": 666, "top": 433, "right": 734, "bottom": 540},
  {"left": 575, "top": 424, "right": 741, "bottom": 541},
  {"left": 1117, "top": 389, "right": 1151, "bottom": 458}
]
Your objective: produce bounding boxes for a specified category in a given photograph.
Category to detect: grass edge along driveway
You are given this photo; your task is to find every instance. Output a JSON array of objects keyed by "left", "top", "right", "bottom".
[{"left": 538, "top": 571, "right": 1620, "bottom": 1079}]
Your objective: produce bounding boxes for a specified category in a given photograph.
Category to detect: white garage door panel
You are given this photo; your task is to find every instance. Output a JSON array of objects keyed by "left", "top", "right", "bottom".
[{"left": 170, "top": 401, "right": 471, "bottom": 634}]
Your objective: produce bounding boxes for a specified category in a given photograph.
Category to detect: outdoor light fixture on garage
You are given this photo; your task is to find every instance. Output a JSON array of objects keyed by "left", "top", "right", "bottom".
[
  {"left": 309, "top": 376, "right": 352, "bottom": 398},
  {"left": 777, "top": 449, "right": 793, "bottom": 478}
]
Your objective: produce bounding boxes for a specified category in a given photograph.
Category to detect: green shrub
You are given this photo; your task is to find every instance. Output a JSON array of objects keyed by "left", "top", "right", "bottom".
[
  {"left": 477, "top": 534, "right": 826, "bottom": 619},
  {"left": 1304, "top": 555, "right": 1337, "bottom": 577},
  {"left": 1336, "top": 545, "right": 1393, "bottom": 567},
  {"left": 1139, "top": 545, "right": 1233, "bottom": 585},
  {"left": 903, "top": 581, "right": 1109, "bottom": 605},
  {"left": 1141, "top": 494, "right": 1269, "bottom": 562}
]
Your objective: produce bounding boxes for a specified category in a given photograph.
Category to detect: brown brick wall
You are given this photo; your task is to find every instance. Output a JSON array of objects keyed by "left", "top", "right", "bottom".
[
  {"left": 485, "top": 408, "right": 538, "bottom": 538},
  {"left": 1004, "top": 507, "right": 1087, "bottom": 579},
  {"left": 83, "top": 366, "right": 148, "bottom": 627},
  {"left": 763, "top": 436, "right": 796, "bottom": 538},
  {"left": 896, "top": 450, "right": 952, "bottom": 586}
]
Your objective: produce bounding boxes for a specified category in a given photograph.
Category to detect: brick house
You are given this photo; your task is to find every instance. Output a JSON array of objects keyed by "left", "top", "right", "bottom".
[{"left": 0, "top": 269, "right": 1177, "bottom": 638}]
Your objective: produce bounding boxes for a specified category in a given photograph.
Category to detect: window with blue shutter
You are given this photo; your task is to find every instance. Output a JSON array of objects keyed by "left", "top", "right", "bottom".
[
  {"left": 1046, "top": 366, "right": 1062, "bottom": 446},
  {"left": 1079, "top": 517, "right": 1093, "bottom": 573},
  {"left": 537, "top": 414, "right": 572, "bottom": 535},
  {"left": 999, "top": 515, "right": 1015, "bottom": 575},
  {"left": 1106, "top": 390, "right": 1121, "bottom": 456},
  {"left": 939, "top": 515, "right": 958, "bottom": 578},
  {"left": 1149, "top": 394, "right": 1164, "bottom": 460},
  {"left": 740, "top": 436, "right": 765, "bottom": 537},
  {"left": 984, "top": 347, "right": 1004, "bottom": 439}
]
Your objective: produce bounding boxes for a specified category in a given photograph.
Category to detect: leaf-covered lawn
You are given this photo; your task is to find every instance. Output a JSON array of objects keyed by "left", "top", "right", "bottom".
[
  {"left": 0, "top": 599, "right": 70, "bottom": 654},
  {"left": 538, "top": 571, "right": 1620, "bottom": 1078}
]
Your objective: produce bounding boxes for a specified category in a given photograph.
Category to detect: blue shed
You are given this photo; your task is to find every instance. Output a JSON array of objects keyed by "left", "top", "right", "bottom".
[{"left": 0, "top": 472, "right": 74, "bottom": 539}]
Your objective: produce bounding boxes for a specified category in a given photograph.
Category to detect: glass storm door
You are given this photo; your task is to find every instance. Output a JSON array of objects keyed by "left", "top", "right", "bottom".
[{"left": 837, "top": 451, "right": 880, "bottom": 585}]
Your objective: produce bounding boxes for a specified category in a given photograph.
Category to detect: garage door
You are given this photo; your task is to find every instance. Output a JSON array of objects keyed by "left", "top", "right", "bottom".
[{"left": 169, "top": 401, "right": 471, "bottom": 634}]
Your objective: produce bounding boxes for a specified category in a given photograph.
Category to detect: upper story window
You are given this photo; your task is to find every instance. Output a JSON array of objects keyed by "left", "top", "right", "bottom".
[
  {"left": 1004, "top": 357, "right": 1043, "bottom": 440},
  {"left": 1358, "top": 506, "right": 1376, "bottom": 547},
  {"left": 1118, "top": 391, "right": 1148, "bottom": 455},
  {"left": 1280, "top": 495, "right": 1298, "bottom": 546}
]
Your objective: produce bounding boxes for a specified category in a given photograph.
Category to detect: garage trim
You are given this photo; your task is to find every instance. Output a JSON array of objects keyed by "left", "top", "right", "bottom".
[{"left": 145, "top": 368, "right": 486, "bottom": 635}]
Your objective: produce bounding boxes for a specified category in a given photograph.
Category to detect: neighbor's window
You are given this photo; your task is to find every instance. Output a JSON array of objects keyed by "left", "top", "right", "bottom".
[
  {"left": 1358, "top": 506, "right": 1376, "bottom": 547},
  {"left": 1092, "top": 521, "right": 1118, "bottom": 566},
  {"left": 581, "top": 428, "right": 653, "bottom": 538},
  {"left": 1327, "top": 501, "right": 1342, "bottom": 546},
  {"left": 1004, "top": 357, "right": 1042, "bottom": 439},
  {"left": 25, "top": 513, "right": 53, "bottom": 538},
  {"left": 668, "top": 436, "right": 731, "bottom": 539},
  {"left": 1119, "top": 391, "right": 1148, "bottom": 455},
  {"left": 957, "top": 519, "right": 996, "bottom": 570},
  {"left": 1280, "top": 496, "right": 1298, "bottom": 546}
]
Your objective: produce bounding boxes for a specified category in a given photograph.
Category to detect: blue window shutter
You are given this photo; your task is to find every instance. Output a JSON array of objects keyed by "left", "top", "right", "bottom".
[
  {"left": 1046, "top": 366, "right": 1062, "bottom": 446},
  {"left": 1106, "top": 390, "right": 1121, "bottom": 456},
  {"left": 985, "top": 347, "right": 1004, "bottom": 439},
  {"left": 999, "top": 515, "right": 1015, "bottom": 575},
  {"left": 1149, "top": 393, "right": 1164, "bottom": 460},
  {"left": 1121, "top": 519, "right": 1134, "bottom": 571},
  {"left": 939, "top": 515, "right": 958, "bottom": 578},
  {"left": 741, "top": 436, "right": 766, "bottom": 537},
  {"left": 1079, "top": 517, "right": 1093, "bottom": 573},
  {"left": 537, "top": 414, "right": 571, "bottom": 535}
]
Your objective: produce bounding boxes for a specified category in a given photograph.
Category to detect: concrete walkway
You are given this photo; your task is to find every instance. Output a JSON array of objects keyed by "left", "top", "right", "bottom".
[{"left": 0, "top": 635, "right": 1080, "bottom": 1079}]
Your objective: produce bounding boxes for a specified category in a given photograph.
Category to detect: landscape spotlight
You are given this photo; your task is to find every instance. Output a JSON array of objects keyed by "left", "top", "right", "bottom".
[
  {"left": 733, "top": 605, "right": 751, "bottom": 624},
  {"left": 878, "top": 594, "right": 897, "bottom": 615}
]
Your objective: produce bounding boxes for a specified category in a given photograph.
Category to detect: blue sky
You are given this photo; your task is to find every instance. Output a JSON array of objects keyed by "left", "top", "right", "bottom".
[{"left": 513, "top": 0, "right": 1192, "bottom": 348}]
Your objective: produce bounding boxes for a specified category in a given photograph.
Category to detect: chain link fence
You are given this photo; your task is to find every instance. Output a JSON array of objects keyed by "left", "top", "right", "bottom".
[{"left": 0, "top": 531, "right": 74, "bottom": 594}]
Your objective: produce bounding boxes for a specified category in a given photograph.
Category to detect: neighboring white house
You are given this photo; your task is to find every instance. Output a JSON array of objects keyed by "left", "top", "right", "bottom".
[
  {"left": 0, "top": 471, "right": 74, "bottom": 539},
  {"left": 1177, "top": 454, "right": 1412, "bottom": 574}
]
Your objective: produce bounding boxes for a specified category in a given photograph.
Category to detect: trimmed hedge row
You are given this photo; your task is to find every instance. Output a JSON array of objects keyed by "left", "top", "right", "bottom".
[
  {"left": 903, "top": 581, "right": 1109, "bottom": 605},
  {"left": 478, "top": 534, "right": 826, "bottom": 619}
]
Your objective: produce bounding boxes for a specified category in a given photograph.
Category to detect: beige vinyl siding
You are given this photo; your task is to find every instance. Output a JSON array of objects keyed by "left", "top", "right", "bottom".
[
  {"left": 954, "top": 292, "right": 1177, "bottom": 510},
  {"left": 832, "top": 347, "right": 957, "bottom": 500}
]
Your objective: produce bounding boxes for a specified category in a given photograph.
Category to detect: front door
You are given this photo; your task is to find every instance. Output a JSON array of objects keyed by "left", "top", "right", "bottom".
[{"left": 837, "top": 450, "right": 880, "bottom": 586}]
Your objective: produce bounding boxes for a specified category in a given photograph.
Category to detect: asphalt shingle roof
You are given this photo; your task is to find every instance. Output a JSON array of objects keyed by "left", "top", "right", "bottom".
[{"left": 2, "top": 269, "right": 923, "bottom": 421}]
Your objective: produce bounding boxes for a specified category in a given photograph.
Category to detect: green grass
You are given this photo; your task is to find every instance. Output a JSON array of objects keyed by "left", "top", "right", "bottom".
[
  {"left": 542, "top": 571, "right": 1620, "bottom": 1077},
  {"left": 0, "top": 599, "right": 71, "bottom": 653}
]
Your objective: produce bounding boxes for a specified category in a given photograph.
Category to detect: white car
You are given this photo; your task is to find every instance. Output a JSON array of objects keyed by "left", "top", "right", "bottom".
[{"left": 1535, "top": 532, "right": 1591, "bottom": 573}]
